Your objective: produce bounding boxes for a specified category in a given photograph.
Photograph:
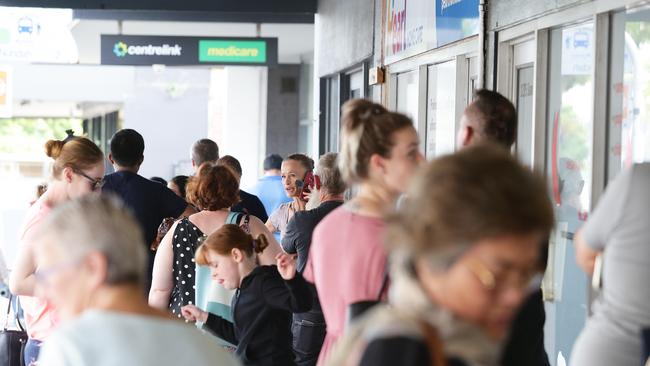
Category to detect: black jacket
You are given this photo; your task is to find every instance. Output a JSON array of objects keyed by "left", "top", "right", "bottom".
[
  {"left": 282, "top": 200, "right": 343, "bottom": 324},
  {"left": 204, "top": 265, "right": 312, "bottom": 366},
  {"left": 233, "top": 190, "right": 269, "bottom": 223},
  {"left": 501, "top": 289, "right": 550, "bottom": 366},
  {"left": 360, "top": 337, "right": 468, "bottom": 366},
  {"left": 282, "top": 200, "right": 343, "bottom": 273}
]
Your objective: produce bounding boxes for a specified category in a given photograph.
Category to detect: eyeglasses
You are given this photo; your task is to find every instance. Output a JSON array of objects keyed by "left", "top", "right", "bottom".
[
  {"left": 464, "top": 257, "right": 537, "bottom": 293},
  {"left": 34, "top": 258, "right": 82, "bottom": 285},
  {"left": 74, "top": 169, "right": 104, "bottom": 191}
]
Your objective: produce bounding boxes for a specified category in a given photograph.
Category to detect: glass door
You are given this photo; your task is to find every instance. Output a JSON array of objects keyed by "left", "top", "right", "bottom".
[
  {"left": 512, "top": 40, "right": 536, "bottom": 166},
  {"left": 425, "top": 60, "right": 457, "bottom": 158},
  {"left": 608, "top": 7, "right": 650, "bottom": 181},
  {"left": 544, "top": 21, "right": 595, "bottom": 366},
  {"left": 395, "top": 70, "right": 420, "bottom": 129}
]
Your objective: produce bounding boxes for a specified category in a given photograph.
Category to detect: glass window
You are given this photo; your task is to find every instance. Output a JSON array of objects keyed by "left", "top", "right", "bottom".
[
  {"left": 327, "top": 77, "right": 339, "bottom": 152},
  {"left": 396, "top": 70, "right": 420, "bottom": 128},
  {"left": 516, "top": 66, "right": 534, "bottom": 165},
  {"left": 608, "top": 8, "right": 650, "bottom": 181},
  {"left": 349, "top": 70, "right": 364, "bottom": 100},
  {"left": 544, "top": 21, "right": 594, "bottom": 365},
  {"left": 425, "top": 61, "right": 456, "bottom": 158},
  {"left": 467, "top": 56, "right": 478, "bottom": 103}
]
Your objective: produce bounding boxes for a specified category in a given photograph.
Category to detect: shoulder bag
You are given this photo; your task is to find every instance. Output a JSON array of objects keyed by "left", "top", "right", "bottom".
[{"left": 0, "top": 296, "right": 27, "bottom": 366}]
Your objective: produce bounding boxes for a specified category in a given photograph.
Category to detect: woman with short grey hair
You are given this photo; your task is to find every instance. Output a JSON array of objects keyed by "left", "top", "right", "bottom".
[{"left": 30, "top": 194, "right": 239, "bottom": 366}]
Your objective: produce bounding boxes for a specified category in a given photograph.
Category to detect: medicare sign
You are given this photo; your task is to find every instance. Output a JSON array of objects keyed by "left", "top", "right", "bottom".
[{"left": 101, "top": 35, "right": 277, "bottom": 66}]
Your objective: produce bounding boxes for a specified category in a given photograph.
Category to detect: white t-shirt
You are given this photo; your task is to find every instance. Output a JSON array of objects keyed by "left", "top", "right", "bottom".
[{"left": 38, "top": 309, "right": 240, "bottom": 366}]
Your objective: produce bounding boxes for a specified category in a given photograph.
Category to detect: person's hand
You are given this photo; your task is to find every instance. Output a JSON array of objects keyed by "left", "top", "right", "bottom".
[
  {"left": 276, "top": 253, "right": 297, "bottom": 280},
  {"left": 181, "top": 305, "right": 208, "bottom": 323},
  {"left": 301, "top": 187, "right": 314, "bottom": 203},
  {"left": 305, "top": 186, "right": 321, "bottom": 210},
  {"left": 151, "top": 217, "right": 175, "bottom": 251}
]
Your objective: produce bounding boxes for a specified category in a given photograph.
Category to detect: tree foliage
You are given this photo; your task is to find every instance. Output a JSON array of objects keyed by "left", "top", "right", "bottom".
[{"left": 0, "top": 118, "right": 83, "bottom": 155}]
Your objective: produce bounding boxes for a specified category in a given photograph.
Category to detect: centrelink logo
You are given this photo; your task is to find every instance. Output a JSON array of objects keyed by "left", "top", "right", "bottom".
[
  {"left": 113, "top": 42, "right": 128, "bottom": 57},
  {"left": 112, "top": 41, "right": 182, "bottom": 57}
]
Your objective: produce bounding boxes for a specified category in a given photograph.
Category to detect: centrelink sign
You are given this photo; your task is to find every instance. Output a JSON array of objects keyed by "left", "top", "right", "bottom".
[
  {"left": 101, "top": 35, "right": 278, "bottom": 66},
  {"left": 113, "top": 41, "right": 183, "bottom": 57}
]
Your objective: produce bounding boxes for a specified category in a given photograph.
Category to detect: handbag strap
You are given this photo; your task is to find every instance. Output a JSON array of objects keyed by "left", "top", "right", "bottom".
[
  {"left": 227, "top": 211, "right": 251, "bottom": 234},
  {"left": 3, "top": 294, "right": 12, "bottom": 331},
  {"left": 419, "top": 321, "right": 448, "bottom": 366},
  {"left": 225, "top": 211, "right": 241, "bottom": 225},
  {"left": 3, "top": 295, "right": 25, "bottom": 332}
]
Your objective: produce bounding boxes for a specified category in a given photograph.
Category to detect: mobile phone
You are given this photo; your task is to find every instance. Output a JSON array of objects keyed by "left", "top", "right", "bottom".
[
  {"left": 295, "top": 180, "right": 306, "bottom": 202},
  {"left": 300, "top": 172, "right": 321, "bottom": 201}
]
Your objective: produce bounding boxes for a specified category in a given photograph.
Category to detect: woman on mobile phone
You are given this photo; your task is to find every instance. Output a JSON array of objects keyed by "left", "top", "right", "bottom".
[{"left": 265, "top": 154, "right": 314, "bottom": 240}]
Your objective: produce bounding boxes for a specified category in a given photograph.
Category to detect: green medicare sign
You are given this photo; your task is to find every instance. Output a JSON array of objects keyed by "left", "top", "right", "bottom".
[{"left": 199, "top": 40, "right": 267, "bottom": 63}]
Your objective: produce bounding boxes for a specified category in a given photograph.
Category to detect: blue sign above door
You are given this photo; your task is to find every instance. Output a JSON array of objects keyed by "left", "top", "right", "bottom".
[{"left": 435, "top": 0, "right": 479, "bottom": 47}]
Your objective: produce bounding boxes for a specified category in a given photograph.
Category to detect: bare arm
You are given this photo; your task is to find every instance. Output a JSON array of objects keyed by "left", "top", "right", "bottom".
[
  {"left": 575, "top": 229, "right": 600, "bottom": 275},
  {"left": 265, "top": 219, "right": 277, "bottom": 235},
  {"left": 250, "top": 217, "right": 283, "bottom": 265},
  {"left": 9, "top": 240, "right": 37, "bottom": 296},
  {"left": 149, "top": 221, "right": 177, "bottom": 309}
]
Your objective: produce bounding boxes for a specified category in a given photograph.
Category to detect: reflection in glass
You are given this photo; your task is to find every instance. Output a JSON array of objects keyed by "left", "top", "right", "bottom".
[
  {"left": 544, "top": 22, "right": 594, "bottom": 366},
  {"left": 327, "top": 77, "right": 339, "bottom": 152},
  {"left": 396, "top": 70, "right": 419, "bottom": 129},
  {"left": 516, "top": 66, "right": 534, "bottom": 166},
  {"left": 349, "top": 70, "right": 363, "bottom": 100},
  {"left": 425, "top": 61, "right": 456, "bottom": 158},
  {"left": 608, "top": 9, "right": 650, "bottom": 181}
]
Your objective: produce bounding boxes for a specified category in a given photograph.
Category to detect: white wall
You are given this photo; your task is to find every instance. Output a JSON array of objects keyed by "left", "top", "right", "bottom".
[
  {"left": 12, "top": 63, "right": 134, "bottom": 102},
  {"left": 217, "top": 66, "right": 268, "bottom": 189},
  {"left": 9, "top": 62, "right": 268, "bottom": 183},
  {"left": 123, "top": 66, "right": 210, "bottom": 179}
]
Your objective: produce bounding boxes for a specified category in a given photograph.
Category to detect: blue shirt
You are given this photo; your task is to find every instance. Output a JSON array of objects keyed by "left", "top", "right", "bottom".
[{"left": 248, "top": 175, "right": 291, "bottom": 219}]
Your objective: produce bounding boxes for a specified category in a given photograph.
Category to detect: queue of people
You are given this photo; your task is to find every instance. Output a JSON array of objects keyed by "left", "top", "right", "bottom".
[{"left": 5, "top": 88, "right": 649, "bottom": 366}]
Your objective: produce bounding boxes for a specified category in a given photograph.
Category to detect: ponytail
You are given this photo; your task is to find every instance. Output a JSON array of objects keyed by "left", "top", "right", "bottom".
[
  {"left": 196, "top": 224, "right": 268, "bottom": 265},
  {"left": 252, "top": 233, "right": 269, "bottom": 254}
]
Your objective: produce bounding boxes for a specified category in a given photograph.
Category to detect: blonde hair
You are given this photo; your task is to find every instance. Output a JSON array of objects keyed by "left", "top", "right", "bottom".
[
  {"left": 386, "top": 144, "right": 554, "bottom": 268},
  {"left": 196, "top": 224, "right": 269, "bottom": 265},
  {"left": 45, "top": 137, "right": 104, "bottom": 179},
  {"left": 33, "top": 194, "right": 147, "bottom": 286},
  {"left": 338, "top": 99, "right": 414, "bottom": 184},
  {"left": 317, "top": 153, "right": 346, "bottom": 195}
]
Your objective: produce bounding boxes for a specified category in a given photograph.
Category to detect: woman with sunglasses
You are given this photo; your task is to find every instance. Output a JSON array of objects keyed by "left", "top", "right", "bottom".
[
  {"left": 9, "top": 136, "right": 104, "bottom": 366},
  {"left": 327, "top": 144, "right": 554, "bottom": 366}
]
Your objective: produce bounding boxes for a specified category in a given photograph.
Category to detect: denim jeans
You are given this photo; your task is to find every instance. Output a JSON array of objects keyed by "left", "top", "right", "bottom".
[{"left": 24, "top": 338, "right": 41, "bottom": 366}]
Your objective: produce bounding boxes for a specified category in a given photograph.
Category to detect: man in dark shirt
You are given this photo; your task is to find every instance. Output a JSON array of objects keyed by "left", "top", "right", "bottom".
[
  {"left": 282, "top": 153, "right": 346, "bottom": 366},
  {"left": 457, "top": 89, "right": 550, "bottom": 366},
  {"left": 102, "top": 129, "right": 195, "bottom": 292},
  {"left": 217, "top": 155, "right": 268, "bottom": 223}
]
